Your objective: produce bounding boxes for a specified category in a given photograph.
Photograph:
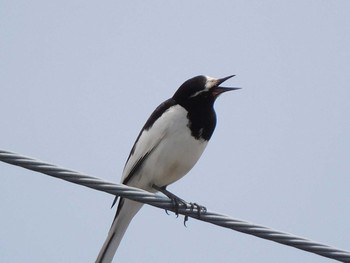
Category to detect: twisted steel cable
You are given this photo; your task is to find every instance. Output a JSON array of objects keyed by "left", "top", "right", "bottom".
[{"left": 1, "top": 150, "right": 349, "bottom": 262}]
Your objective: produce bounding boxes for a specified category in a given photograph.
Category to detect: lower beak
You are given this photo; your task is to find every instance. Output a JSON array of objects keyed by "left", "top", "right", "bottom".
[{"left": 212, "top": 86, "right": 241, "bottom": 97}]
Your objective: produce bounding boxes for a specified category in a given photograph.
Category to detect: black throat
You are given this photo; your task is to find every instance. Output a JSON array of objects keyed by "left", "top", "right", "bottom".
[{"left": 180, "top": 99, "right": 217, "bottom": 141}]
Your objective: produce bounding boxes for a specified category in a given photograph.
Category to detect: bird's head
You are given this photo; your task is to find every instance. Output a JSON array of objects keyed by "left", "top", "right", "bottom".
[{"left": 173, "top": 75, "right": 240, "bottom": 107}]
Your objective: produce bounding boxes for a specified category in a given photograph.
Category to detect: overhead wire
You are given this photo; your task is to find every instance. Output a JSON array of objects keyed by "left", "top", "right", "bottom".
[{"left": 1, "top": 150, "right": 349, "bottom": 262}]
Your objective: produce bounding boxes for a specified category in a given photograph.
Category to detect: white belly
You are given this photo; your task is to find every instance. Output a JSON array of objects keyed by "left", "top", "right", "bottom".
[{"left": 122, "top": 105, "right": 208, "bottom": 192}]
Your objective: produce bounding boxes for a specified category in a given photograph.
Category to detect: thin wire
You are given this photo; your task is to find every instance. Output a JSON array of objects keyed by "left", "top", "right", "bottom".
[{"left": 1, "top": 149, "right": 349, "bottom": 263}]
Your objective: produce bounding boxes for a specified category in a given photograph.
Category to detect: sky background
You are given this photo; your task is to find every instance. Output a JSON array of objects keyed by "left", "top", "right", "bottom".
[{"left": 1, "top": 1, "right": 350, "bottom": 262}]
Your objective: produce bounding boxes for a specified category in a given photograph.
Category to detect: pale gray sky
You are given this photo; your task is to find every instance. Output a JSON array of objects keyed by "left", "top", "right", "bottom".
[{"left": 1, "top": 1, "right": 349, "bottom": 262}]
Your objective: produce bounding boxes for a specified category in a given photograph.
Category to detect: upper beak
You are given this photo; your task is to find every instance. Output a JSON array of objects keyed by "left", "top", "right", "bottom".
[{"left": 212, "top": 75, "right": 241, "bottom": 96}]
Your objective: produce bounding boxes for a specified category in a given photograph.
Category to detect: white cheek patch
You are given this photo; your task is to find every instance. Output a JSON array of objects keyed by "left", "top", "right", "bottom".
[{"left": 204, "top": 76, "right": 218, "bottom": 89}]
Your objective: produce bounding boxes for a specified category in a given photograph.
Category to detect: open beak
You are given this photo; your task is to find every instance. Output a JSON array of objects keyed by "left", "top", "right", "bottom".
[{"left": 212, "top": 75, "right": 241, "bottom": 97}]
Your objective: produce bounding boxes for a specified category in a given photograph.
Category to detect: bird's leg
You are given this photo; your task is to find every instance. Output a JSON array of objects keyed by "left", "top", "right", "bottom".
[{"left": 152, "top": 184, "right": 187, "bottom": 216}]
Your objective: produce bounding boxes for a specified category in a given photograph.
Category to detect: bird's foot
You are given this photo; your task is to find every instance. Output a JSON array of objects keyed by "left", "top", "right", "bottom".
[
  {"left": 152, "top": 184, "right": 187, "bottom": 216},
  {"left": 152, "top": 184, "right": 207, "bottom": 226},
  {"left": 183, "top": 202, "right": 207, "bottom": 226},
  {"left": 188, "top": 202, "right": 207, "bottom": 217}
]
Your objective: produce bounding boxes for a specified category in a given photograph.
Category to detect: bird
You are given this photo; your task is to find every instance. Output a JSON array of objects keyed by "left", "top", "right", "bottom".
[{"left": 96, "top": 75, "right": 239, "bottom": 263}]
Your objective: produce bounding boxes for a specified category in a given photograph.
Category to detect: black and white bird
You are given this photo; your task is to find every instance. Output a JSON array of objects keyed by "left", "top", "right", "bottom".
[{"left": 96, "top": 75, "right": 239, "bottom": 263}]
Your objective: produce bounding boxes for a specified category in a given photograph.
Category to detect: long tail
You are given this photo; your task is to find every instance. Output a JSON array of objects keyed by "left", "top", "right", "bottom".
[{"left": 96, "top": 198, "right": 143, "bottom": 263}]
